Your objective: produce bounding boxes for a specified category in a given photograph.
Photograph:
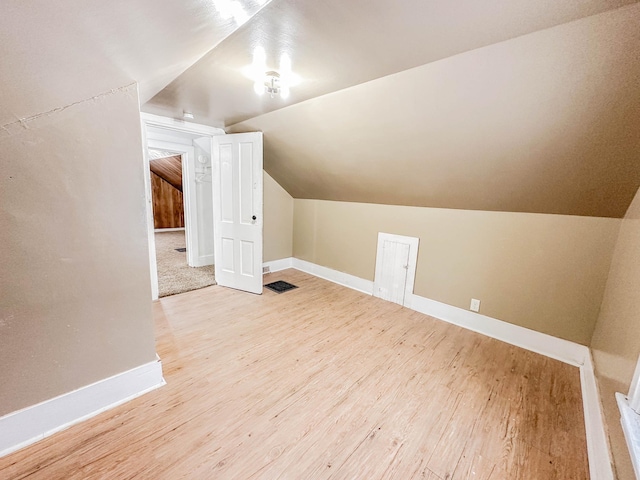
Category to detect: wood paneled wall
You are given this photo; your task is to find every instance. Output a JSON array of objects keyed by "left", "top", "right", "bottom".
[
  {"left": 151, "top": 172, "right": 184, "bottom": 229},
  {"left": 150, "top": 155, "right": 182, "bottom": 192}
]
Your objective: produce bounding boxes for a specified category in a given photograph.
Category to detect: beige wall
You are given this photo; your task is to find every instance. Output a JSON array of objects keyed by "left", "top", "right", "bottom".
[
  {"left": 233, "top": 5, "right": 640, "bottom": 219},
  {"left": 592, "top": 185, "right": 640, "bottom": 382},
  {"left": 263, "top": 172, "right": 293, "bottom": 262},
  {"left": 293, "top": 199, "right": 620, "bottom": 345},
  {"left": 0, "top": 84, "right": 157, "bottom": 416},
  {"left": 591, "top": 186, "right": 640, "bottom": 479}
]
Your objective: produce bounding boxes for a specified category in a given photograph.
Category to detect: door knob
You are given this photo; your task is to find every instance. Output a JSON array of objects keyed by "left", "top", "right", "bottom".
[{"left": 252, "top": 215, "right": 257, "bottom": 220}]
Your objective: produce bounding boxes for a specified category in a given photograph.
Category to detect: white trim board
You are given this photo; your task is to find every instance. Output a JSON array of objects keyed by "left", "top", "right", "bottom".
[
  {"left": 191, "top": 253, "right": 214, "bottom": 268},
  {"left": 262, "top": 258, "right": 373, "bottom": 294},
  {"left": 263, "top": 257, "right": 294, "bottom": 273},
  {"left": 292, "top": 258, "right": 374, "bottom": 295},
  {"left": 618, "top": 355, "right": 640, "bottom": 476},
  {"left": 140, "top": 113, "right": 224, "bottom": 136},
  {"left": 154, "top": 227, "right": 185, "bottom": 233},
  {"left": 0, "top": 358, "right": 165, "bottom": 458},
  {"left": 579, "top": 354, "right": 615, "bottom": 480},
  {"left": 407, "top": 294, "right": 588, "bottom": 367},
  {"left": 268, "top": 257, "right": 614, "bottom": 479},
  {"left": 617, "top": 392, "right": 640, "bottom": 479}
]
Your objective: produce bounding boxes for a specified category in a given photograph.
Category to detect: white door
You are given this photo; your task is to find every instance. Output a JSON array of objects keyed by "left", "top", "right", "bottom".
[
  {"left": 212, "top": 132, "right": 263, "bottom": 294},
  {"left": 373, "top": 233, "right": 419, "bottom": 307}
]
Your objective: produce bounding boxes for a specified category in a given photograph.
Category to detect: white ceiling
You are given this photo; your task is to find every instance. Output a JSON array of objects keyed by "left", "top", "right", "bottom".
[{"left": 142, "top": 0, "right": 636, "bottom": 127}]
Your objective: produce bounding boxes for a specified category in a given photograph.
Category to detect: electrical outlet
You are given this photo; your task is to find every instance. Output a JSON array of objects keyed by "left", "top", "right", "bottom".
[{"left": 470, "top": 298, "right": 481, "bottom": 312}]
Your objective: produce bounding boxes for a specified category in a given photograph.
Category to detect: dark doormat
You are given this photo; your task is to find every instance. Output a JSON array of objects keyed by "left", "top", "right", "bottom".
[
  {"left": 175, "top": 248, "right": 187, "bottom": 252},
  {"left": 264, "top": 280, "right": 298, "bottom": 294}
]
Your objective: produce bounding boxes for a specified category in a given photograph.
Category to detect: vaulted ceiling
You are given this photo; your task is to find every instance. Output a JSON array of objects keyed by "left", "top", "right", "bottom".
[
  {"left": 143, "top": 0, "right": 636, "bottom": 128},
  {"left": 3, "top": 0, "right": 639, "bottom": 217},
  {"left": 229, "top": 3, "right": 640, "bottom": 218},
  {"left": 144, "top": 0, "right": 640, "bottom": 218}
]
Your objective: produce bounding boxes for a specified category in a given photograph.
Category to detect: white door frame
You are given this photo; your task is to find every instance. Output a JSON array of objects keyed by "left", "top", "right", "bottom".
[
  {"left": 147, "top": 140, "right": 196, "bottom": 266},
  {"left": 140, "top": 113, "right": 224, "bottom": 300}
]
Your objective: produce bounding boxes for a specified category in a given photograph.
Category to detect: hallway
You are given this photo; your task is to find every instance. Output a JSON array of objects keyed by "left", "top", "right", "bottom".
[{"left": 155, "top": 230, "right": 215, "bottom": 297}]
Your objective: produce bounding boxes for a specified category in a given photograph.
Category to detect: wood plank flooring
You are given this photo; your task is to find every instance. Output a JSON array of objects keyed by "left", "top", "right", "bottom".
[{"left": 0, "top": 269, "right": 589, "bottom": 479}]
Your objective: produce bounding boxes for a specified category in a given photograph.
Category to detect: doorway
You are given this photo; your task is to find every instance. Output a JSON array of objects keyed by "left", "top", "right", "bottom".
[
  {"left": 141, "top": 114, "right": 224, "bottom": 299},
  {"left": 153, "top": 229, "right": 215, "bottom": 297},
  {"left": 148, "top": 148, "right": 215, "bottom": 297},
  {"left": 373, "top": 233, "right": 419, "bottom": 308}
]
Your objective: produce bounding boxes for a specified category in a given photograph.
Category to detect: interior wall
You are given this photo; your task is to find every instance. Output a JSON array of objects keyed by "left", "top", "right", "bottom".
[
  {"left": 231, "top": 4, "right": 640, "bottom": 219},
  {"left": 151, "top": 172, "right": 184, "bottom": 229},
  {"left": 264, "top": 172, "right": 293, "bottom": 262},
  {"left": 293, "top": 199, "right": 620, "bottom": 345},
  {"left": 0, "top": 84, "right": 157, "bottom": 417},
  {"left": 591, "top": 185, "right": 640, "bottom": 479}
]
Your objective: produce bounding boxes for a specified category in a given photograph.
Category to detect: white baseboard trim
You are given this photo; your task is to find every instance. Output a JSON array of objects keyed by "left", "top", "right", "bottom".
[
  {"left": 291, "top": 258, "right": 374, "bottom": 295},
  {"left": 191, "top": 254, "right": 214, "bottom": 268},
  {"left": 407, "top": 294, "right": 588, "bottom": 367},
  {"left": 263, "top": 257, "right": 294, "bottom": 273},
  {"left": 154, "top": 227, "right": 185, "bottom": 232},
  {"left": 0, "top": 357, "right": 165, "bottom": 458},
  {"left": 285, "top": 258, "right": 613, "bottom": 479},
  {"left": 582, "top": 354, "right": 616, "bottom": 479}
]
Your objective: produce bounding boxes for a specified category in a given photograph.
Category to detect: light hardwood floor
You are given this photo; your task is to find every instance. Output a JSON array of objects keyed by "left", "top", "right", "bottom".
[{"left": 0, "top": 269, "right": 589, "bottom": 479}]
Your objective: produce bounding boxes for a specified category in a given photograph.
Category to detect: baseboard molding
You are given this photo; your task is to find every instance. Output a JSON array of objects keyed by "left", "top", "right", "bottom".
[
  {"left": 191, "top": 254, "right": 214, "bottom": 268},
  {"left": 263, "top": 257, "right": 294, "bottom": 273},
  {"left": 407, "top": 294, "right": 588, "bottom": 367},
  {"left": 0, "top": 357, "right": 165, "bottom": 458},
  {"left": 582, "top": 354, "right": 616, "bottom": 479},
  {"left": 285, "top": 258, "right": 613, "bottom": 479},
  {"left": 154, "top": 227, "right": 185, "bottom": 232},
  {"left": 291, "top": 258, "right": 374, "bottom": 295}
]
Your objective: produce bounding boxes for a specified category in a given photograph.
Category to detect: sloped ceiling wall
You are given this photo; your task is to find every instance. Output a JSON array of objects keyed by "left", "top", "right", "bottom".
[
  {"left": 150, "top": 155, "right": 183, "bottom": 191},
  {"left": 0, "top": 0, "right": 271, "bottom": 125},
  {"left": 230, "top": 4, "right": 640, "bottom": 218},
  {"left": 145, "top": 0, "right": 636, "bottom": 127},
  {"left": 4, "top": 1, "right": 636, "bottom": 219}
]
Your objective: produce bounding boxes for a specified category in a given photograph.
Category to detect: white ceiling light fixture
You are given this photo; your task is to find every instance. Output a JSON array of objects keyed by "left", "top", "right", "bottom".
[
  {"left": 262, "top": 71, "right": 282, "bottom": 98},
  {"left": 245, "top": 46, "right": 300, "bottom": 99},
  {"left": 279, "top": 53, "right": 292, "bottom": 99},
  {"left": 213, "top": 0, "right": 249, "bottom": 25}
]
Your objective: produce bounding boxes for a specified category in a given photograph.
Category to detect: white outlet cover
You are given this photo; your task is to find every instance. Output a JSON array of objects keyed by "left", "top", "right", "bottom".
[{"left": 470, "top": 299, "right": 481, "bottom": 312}]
